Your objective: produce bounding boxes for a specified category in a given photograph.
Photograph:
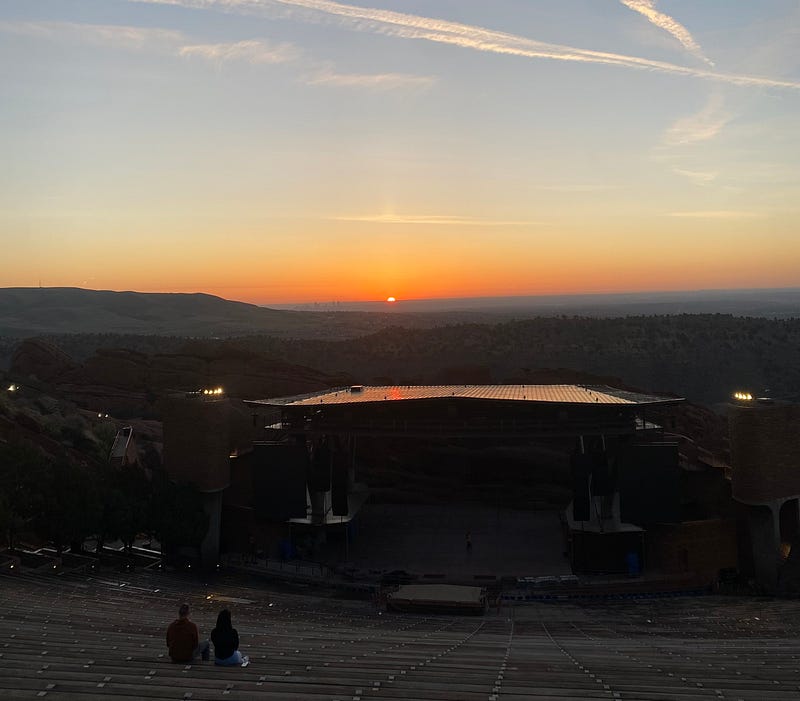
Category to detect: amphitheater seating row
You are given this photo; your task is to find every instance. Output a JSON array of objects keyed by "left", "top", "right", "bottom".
[{"left": 2, "top": 568, "right": 800, "bottom": 699}]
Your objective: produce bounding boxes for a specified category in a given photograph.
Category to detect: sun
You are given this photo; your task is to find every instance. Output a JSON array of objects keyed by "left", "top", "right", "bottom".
[{"left": 386, "top": 296, "right": 396, "bottom": 303}]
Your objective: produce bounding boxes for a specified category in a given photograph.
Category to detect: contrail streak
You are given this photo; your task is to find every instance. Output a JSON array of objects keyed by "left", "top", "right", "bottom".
[
  {"left": 129, "top": 0, "right": 800, "bottom": 89},
  {"left": 619, "top": 0, "right": 713, "bottom": 66}
]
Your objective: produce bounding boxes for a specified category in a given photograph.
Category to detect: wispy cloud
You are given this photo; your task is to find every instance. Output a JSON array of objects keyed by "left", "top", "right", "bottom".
[
  {"left": 0, "top": 19, "right": 184, "bottom": 50},
  {"left": 306, "top": 66, "right": 434, "bottom": 89},
  {"left": 332, "top": 214, "right": 539, "bottom": 226},
  {"left": 179, "top": 41, "right": 433, "bottom": 89},
  {"left": 663, "top": 93, "right": 731, "bottom": 146},
  {"left": 619, "top": 0, "right": 712, "bottom": 66},
  {"left": 672, "top": 168, "right": 718, "bottom": 185},
  {"left": 1, "top": 18, "right": 430, "bottom": 91},
  {"left": 656, "top": 94, "right": 729, "bottom": 185},
  {"left": 537, "top": 184, "right": 617, "bottom": 193},
  {"left": 179, "top": 39, "right": 299, "bottom": 64},
  {"left": 0, "top": 20, "right": 60, "bottom": 38},
  {"left": 130, "top": 0, "right": 800, "bottom": 89},
  {"left": 667, "top": 210, "right": 763, "bottom": 219}
]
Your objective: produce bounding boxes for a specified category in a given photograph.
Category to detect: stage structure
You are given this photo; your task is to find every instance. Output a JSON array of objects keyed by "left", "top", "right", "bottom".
[
  {"left": 161, "top": 384, "right": 732, "bottom": 577},
  {"left": 244, "top": 384, "right": 688, "bottom": 576}
]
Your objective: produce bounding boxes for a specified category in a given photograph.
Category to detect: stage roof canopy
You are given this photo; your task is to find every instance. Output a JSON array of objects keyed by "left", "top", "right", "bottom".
[
  {"left": 246, "top": 385, "right": 681, "bottom": 438},
  {"left": 249, "top": 384, "right": 681, "bottom": 408}
]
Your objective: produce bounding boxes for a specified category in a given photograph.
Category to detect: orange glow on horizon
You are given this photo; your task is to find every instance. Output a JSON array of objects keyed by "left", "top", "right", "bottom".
[{"left": 9, "top": 216, "right": 799, "bottom": 305}]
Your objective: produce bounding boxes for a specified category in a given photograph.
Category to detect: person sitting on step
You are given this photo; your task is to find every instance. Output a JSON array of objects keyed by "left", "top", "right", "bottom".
[
  {"left": 166, "top": 602, "right": 210, "bottom": 663},
  {"left": 211, "top": 609, "right": 249, "bottom": 667}
]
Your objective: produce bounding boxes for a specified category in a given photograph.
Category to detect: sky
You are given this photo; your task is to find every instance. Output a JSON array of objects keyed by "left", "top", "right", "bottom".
[{"left": 1, "top": 0, "right": 799, "bottom": 304}]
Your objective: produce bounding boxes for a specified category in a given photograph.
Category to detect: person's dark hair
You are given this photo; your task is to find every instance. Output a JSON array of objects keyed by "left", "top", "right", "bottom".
[
  {"left": 178, "top": 603, "right": 190, "bottom": 618},
  {"left": 215, "top": 609, "right": 232, "bottom": 631}
]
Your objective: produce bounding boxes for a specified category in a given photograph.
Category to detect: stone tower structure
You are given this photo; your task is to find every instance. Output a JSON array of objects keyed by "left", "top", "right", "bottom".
[
  {"left": 162, "top": 392, "right": 232, "bottom": 565},
  {"left": 729, "top": 397, "right": 800, "bottom": 589}
]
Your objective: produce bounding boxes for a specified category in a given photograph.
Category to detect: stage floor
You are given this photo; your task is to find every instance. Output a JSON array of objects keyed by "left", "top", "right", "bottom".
[{"left": 326, "top": 503, "right": 572, "bottom": 579}]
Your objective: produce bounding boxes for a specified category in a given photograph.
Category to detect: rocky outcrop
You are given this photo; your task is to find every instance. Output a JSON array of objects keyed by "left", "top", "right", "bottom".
[
  {"left": 10, "top": 339, "right": 83, "bottom": 385},
  {"left": 9, "top": 341, "right": 349, "bottom": 419}
]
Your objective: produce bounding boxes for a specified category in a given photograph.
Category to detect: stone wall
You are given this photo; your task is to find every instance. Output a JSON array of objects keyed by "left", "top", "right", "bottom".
[
  {"left": 730, "top": 402, "right": 800, "bottom": 504},
  {"left": 647, "top": 519, "right": 738, "bottom": 583}
]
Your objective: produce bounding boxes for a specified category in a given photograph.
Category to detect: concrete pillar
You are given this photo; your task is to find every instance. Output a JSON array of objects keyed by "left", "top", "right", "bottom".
[
  {"left": 200, "top": 490, "right": 223, "bottom": 568},
  {"left": 747, "top": 503, "right": 781, "bottom": 590},
  {"left": 796, "top": 497, "right": 800, "bottom": 532},
  {"left": 310, "top": 490, "right": 327, "bottom": 524}
]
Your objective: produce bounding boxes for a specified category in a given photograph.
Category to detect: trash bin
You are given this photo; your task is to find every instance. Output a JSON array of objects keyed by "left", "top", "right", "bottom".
[{"left": 625, "top": 551, "right": 641, "bottom": 576}]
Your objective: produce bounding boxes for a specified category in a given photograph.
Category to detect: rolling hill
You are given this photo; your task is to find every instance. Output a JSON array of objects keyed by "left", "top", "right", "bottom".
[{"left": 0, "top": 287, "right": 314, "bottom": 337}]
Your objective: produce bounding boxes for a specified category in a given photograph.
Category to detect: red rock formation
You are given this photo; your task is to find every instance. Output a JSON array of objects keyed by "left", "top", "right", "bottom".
[
  {"left": 10, "top": 340, "right": 349, "bottom": 419},
  {"left": 10, "top": 339, "right": 84, "bottom": 385}
]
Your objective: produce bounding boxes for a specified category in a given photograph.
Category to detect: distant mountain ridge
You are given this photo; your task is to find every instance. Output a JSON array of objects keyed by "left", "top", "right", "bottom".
[
  {"left": 0, "top": 287, "right": 296, "bottom": 336},
  {"left": 0, "top": 287, "right": 537, "bottom": 340},
  {"left": 5, "top": 292, "right": 800, "bottom": 405},
  {"left": 3, "top": 286, "right": 799, "bottom": 346},
  {"left": 0, "top": 287, "right": 437, "bottom": 339}
]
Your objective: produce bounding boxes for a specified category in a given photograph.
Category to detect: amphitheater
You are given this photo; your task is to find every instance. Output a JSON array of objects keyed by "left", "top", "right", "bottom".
[{"left": 2, "top": 567, "right": 800, "bottom": 701}]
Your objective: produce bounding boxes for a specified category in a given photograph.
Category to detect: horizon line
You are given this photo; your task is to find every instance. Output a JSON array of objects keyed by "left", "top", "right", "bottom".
[
  {"left": 3, "top": 283, "right": 800, "bottom": 306},
  {"left": 266, "top": 286, "right": 800, "bottom": 306}
]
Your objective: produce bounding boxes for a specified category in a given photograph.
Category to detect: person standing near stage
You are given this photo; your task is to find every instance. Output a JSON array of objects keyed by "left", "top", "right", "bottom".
[
  {"left": 166, "top": 603, "right": 210, "bottom": 663},
  {"left": 211, "top": 609, "right": 249, "bottom": 667}
]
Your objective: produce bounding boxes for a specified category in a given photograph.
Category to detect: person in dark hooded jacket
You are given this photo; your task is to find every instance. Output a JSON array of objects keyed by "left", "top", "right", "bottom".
[{"left": 210, "top": 609, "right": 249, "bottom": 666}]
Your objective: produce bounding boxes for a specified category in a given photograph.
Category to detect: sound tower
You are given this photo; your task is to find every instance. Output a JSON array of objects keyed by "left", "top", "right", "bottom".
[
  {"left": 252, "top": 442, "right": 308, "bottom": 522},
  {"left": 309, "top": 437, "right": 331, "bottom": 491},
  {"left": 590, "top": 450, "right": 615, "bottom": 496},
  {"left": 571, "top": 451, "right": 592, "bottom": 521},
  {"left": 618, "top": 442, "right": 680, "bottom": 525},
  {"left": 331, "top": 438, "right": 349, "bottom": 516}
]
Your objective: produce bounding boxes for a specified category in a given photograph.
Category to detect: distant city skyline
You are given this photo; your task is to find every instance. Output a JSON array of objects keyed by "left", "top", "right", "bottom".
[{"left": 2, "top": 1, "right": 799, "bottom": 303}]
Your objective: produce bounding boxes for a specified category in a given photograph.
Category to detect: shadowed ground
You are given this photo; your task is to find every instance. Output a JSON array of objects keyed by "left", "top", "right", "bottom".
[{"left": 324, "top": 504, "right": 573, "bottom": 578}]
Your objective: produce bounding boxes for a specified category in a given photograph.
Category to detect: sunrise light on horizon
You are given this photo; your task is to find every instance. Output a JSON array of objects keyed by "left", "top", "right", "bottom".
[{"left": 1, "top": 1, "right": 799, "bottom": 304}]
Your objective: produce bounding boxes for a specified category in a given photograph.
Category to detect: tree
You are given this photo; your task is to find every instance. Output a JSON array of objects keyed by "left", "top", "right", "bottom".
[
  {"left": 150, "top": 472, "right": 208, "bottom": 555},
  {"left": 0, "top": 492, "right": 24, "bottom": 550},
  {"left": 0, "top": 439, "right": 48, "bottom": 550},
  {"left": 92, "top": 462, "right": 150, "bottom": 554},
  {"left": 33, "top": 457, "right": 98, "bottom": 556}
]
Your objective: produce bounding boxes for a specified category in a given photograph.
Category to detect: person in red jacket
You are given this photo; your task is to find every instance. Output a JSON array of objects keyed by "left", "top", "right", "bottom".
[{"left": 166, "top": 603, "right": 210, "bottom": 663}]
